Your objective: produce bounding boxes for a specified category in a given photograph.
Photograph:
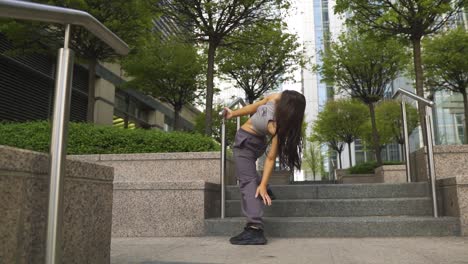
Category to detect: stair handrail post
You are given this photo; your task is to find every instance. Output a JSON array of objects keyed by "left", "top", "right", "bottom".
[
  {"left": 400, "top": 101, "right": 411, "bottom": 183},
  {"left": 0, "top": 1, "right": 129, "bottom": 263},
  {"left": 220, "top": 116, "right": 226, "bottom": 218},
  {"left": 220, "top": 98, "right": 246, "bottom": 218},
  {"left": 425, "top": 105, "right": 438, "bottom": 217},
  {"left": 392, "top": 88, "right": 438, "bottom": 218}
]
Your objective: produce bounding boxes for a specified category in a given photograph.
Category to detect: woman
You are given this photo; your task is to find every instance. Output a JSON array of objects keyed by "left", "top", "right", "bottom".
[{"left": 224, "top": 90, "right": 306, "bottom": 245}]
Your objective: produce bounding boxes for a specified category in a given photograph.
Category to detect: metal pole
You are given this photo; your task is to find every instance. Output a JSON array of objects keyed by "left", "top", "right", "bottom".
[
  {"left": 425, "top": 105, "right": 438, "bottom": 217},
  {"left": 220, "top": 116, "right": 226, "bottom": 219},
  {"left": 236, "top": 116, "right": 240, "bottom": 131},
  {"left": 46, "top": 24, "right": 74, "bottom": 264},
  {"left": 401, "top": 102, "right": 411, "bottom": 182}
]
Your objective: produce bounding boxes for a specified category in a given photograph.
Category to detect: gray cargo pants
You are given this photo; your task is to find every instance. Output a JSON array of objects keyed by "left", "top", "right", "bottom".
[{"left": 233, "top": 128, "right": 268, "bottom": 229}]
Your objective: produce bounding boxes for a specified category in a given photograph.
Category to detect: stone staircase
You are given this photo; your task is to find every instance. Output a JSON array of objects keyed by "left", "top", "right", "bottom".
[{"left": 205, "top": 182, "right": 461, "bottom": 237}]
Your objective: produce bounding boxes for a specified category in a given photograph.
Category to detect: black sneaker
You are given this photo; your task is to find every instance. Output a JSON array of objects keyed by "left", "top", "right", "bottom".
[{"left": 229, "top": 227, "right": 267, "bottom": 245}]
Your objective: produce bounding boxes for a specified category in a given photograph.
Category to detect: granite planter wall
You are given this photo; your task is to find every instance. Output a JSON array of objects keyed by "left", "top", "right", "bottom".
[
  {"left": 437, "top": 175, "right": 468, "bottom": 236},
  {"left": 112, "top": 181, "right": 219, "bottom": 237},
  {"left": 0, "top": 146, "right": 114, "bottom": 264},
  {"left": 375, "top": 165, "right": 407, "bottom": 183},
  {"left": 71, "top": 152, "right": 233, "bottom": 184},
  {"left": 336, "top": 169, "right": 383, "bottom": 184},
  {"left": 410, "top": 145, "right": 468, "bottom": 182},
  {"left": 70, "top": 152, "right": 225, "bottom": 237}
]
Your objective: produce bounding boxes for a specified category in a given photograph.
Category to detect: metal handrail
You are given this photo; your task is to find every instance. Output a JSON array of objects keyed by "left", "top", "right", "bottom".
[
  {"left": 220, "top": 97, "right": 246, "bottom": 218},
  {"left": 0, "top": 1, "right": 129, "bottom": 263},
  {"left": 392, "top": 88, "right": 434, "bottom": 106},
  {"left": 0, "top": 0, "right": 129, "bottom": 55},
  {"left": 392, "top": 88, "right": 438, "bottom": 217}
]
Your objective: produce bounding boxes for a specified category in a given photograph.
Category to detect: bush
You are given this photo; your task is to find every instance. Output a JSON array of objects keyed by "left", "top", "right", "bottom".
[
  {"left": 0, "top": 121, "right": 220, "bottom": 154},
  {"left": 348, "top": 161, "right": 403, "bottom": 174}
]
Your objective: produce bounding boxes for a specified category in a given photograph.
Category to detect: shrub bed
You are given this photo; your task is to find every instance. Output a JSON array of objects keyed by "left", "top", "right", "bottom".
[
  {"left": 0, "top": 121, "right": 219, "bottom": 154},
  {"left": 348, "top": 161, "right": 403, "bottom": 174}
]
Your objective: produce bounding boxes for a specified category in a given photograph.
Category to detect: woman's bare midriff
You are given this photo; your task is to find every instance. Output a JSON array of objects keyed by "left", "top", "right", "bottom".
[
  {"left": 241, "top": 119, "right": 276, "bottom": 136},
  {"left": 241, "top": 119, "right": 260, "bottom": 135}
]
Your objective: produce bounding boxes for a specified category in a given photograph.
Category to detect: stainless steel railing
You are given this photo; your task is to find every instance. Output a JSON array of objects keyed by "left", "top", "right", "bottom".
[
  {"left": 220, "top": 97, "right": 246, "bottom": 218},
  {"left": 392, "top": 88, "right": 438, "bottom": 217},
  {"left": 0, "top": 1, "right": 129, "bottom": 263}
]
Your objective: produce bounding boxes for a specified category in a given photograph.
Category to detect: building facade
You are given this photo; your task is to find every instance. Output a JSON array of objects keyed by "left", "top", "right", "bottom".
[
  {"left": 290, "top": 1, "right": 467, "bottom": 181},
  {"left": 0, "top": 30, "right": 200, "bottom": 132}
]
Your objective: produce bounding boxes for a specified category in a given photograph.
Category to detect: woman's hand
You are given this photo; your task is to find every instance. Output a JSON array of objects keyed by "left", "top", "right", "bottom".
[
  {"left": 223, "top": 107, "right": 233, "bottom": 119},
  {"left": 255, "top": 184, "right": 272, "bottom": 206}
]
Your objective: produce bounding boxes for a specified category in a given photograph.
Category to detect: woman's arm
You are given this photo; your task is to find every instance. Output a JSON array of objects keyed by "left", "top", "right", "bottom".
[
  {"left": 224, "top": 94, "right": 277, "bottom": 119},
  {"left": 255, "top": 135, "right": 279, "bottom": 206}
]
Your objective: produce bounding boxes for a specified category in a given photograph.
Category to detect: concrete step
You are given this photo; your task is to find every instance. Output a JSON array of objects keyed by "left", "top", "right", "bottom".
[
  {"left": 205, "top": 216, "right": 460, "bottom": 237},
  {"left": 226, "top": 197, "right": 433, "bottom": 217},
  {"left": 226, "top": 182, "right": 429, "bottom": 200}
]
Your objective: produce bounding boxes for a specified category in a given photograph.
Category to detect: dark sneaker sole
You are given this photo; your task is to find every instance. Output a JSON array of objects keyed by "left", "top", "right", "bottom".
[{"left": 229, "top": 239, "right": 267, "bottom": 245}]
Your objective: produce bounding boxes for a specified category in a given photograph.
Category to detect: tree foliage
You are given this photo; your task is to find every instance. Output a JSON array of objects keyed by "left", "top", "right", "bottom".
[
  {"left": 361, "top": 100, "right": 419, "bottom": 150},
  {"left": 217, "top": 22, "right": 304, "bottom": 104},
  {"left": 311, "top": 115, "right": 345, "bottom": 170},
  {"left": 311, "top": 99, "right": 368, "bottom": 167},
  {"left": 123, "top": 36, "right": 204, "bottom": 131},
  {"left": 302, "top": 141, "right": 326, "bottom": 180},
  {"left": 318, "top": 30, "right": 408, "bottom": 166},
  {"left": 334, "top": 0, "right": 465, "bottom": 146},
  {"left": 160, "top": 0, "right": 290, "bottom": 136},
  {"left": 194, "top": 105, "right": 249, "bottom": 144},
  {"left": 423, "top": 27, "right": 468, "bottom": 143},
  {"left": 0, "top": 0, "right": 155, "bottom": 121}
]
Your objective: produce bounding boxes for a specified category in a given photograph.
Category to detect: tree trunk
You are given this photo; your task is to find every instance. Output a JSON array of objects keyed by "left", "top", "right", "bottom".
[
  {"left": 412, "top": 37, "right": 428, "bottom": 147},
  {"left": 204, "top": 41, "right": 217, "bottom": 136},
  {"left": 174, "top": 105, "right": 182, "bottom": 131},
  {"left": 368, "top": 103, "right": 383, "bottom": 166},
  {"left": 87, "top": 59, "right": 97, "bottom": 123},
  {"left": 338, "top": 151, "right": 342, "bottom": 169},
  {"left": 347, "top": 142, "right": 353, "bottom": 167},
  {"left": 400, "top": 143, "right": 405, "bottom": 161},
  {"left": 462, "top": 90, "right": 468, "bottom": 144}
]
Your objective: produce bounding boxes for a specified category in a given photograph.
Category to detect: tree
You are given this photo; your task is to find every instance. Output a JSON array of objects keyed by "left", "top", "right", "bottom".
[
  {"left": 311, "top": 116, "right": 345, "bottom": 169},
  {"left": 161, "top": 0, "right": 290, "bottom": 136},
  {"left": 361, "top": 101, "right": 418, "bottom": 153},
  {"left": 334, "top": 0, "right": 465, "bottom": 146},
  {"left": 311, "top": 99, "right": 368, "bottom": 167},
  {"left": 424, "top": 27, "right": 468, "bottom": 144},
  {"left": 217, "top": 22, "right": 304, "bottom": 104},
  {"left": 376, "top": 100, "right": 419, "bottom": 147},
  {"left": 332, "top": 99, "right": 368, "bottom": 167},
  {"left": 194, "top": 104, "right": 248, "bottom": 144},
  {"left": 123, "top": 37, "right": 204, "bottom": 131},
  {"left": 0, "top": 0, "right": 155, "bottom": 122},
  {"left": 303, "top": 141, "right": 325, "bottom": 180},
  {"left": 318, "top": 31, "right": 408, "bottom": 166}
]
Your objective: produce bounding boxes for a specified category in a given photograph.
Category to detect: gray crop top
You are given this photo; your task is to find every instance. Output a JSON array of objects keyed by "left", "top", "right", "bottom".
[{"left": 250, "top": 101, "right": 275, "bottom": 136}]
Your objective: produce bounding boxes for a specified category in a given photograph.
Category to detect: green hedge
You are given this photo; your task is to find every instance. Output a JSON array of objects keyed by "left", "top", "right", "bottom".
[
  {"left": 0, "top": 121, "right": 220, "bottom": 154},
  {"left": 348, "top": 161, "right": 403, "bottom": 174}
]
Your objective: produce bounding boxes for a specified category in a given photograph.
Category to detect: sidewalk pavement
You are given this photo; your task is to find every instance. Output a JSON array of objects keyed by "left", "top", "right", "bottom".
[{"left": 111, "top": 236, "right": 468, "bottom": 264}]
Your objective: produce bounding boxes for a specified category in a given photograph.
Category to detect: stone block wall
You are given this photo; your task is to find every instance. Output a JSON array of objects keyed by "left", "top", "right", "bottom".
[
  {"left": 71, "top": 152, "right": 234, "bottom": 184},
  {"left": 410, "top": 145, "right": 468, "bottom": 182},
  {"left": 336, "top": 169, "right": 383, "bottom": 184},
  {"left": 437, "top": 175, "right": 468, "bottom": 236},
  {"left": 112, "top": 181, "right": 219, "bottom": 237},
  {"left": 375, "top": 165, "right": 407, "bottom": 183},
  {"left": 71, "top": 152, "right": 224, "bottom": 237},
  {"left": 0, "top": 146, "right": 114, "bottom": 263}
]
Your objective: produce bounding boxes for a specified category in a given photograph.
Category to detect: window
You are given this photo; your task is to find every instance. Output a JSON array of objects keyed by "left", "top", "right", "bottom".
[{"left": 455, "top": 113, "right": 465, "bottom": 144}]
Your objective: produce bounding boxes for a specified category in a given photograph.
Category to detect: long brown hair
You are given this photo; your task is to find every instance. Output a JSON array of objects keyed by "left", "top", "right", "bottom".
[{"left": 274, "top": 90, "right": 306, "bottom": 170}]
